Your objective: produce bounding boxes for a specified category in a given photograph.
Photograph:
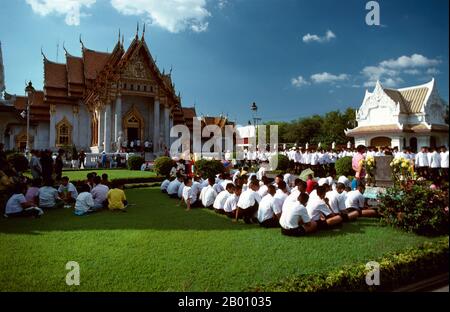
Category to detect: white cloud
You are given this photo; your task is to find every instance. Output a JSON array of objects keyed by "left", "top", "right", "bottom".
[
  {"left": 310, "top": 72, "right": 349, "bottom": 84},
  {"left": 291, "top": 76, "right": 310, "bottom": 88},
  {"left": 426, "top": 68, "right": 440, "bottom": 75},
  {"left": 25, "top": 0, "right": 96, "bottom": 26},
  {"left": 361, "top": 54, "right": 441, "bottom": 88},
  {"left": 380, "top": 54, "right": 441, "bottom": 69},
  {"left": 302, "top": 30, "right": 336, "bottom": 43},
  {"left": 218, "top": 0, "right": 228, "bottom": 9},
  {"left": 110, "top": 0, "right": 211, "bottom": 33}
]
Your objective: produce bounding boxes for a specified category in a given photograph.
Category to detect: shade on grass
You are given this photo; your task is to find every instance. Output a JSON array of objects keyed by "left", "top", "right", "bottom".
[
  {"left": 27, "top": 169, "right": 157, "bottom": 182},
  {"left": 0, "top": 187, "right": 442, "bottom": 292}
]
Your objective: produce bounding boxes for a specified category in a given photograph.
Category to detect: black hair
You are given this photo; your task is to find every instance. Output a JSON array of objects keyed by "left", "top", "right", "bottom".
[
  {"left": 102, "top": 173, "right": 108, "bottom": 180},
  {"left": 93, "top": 176, "right": 102, "bottom": 185},
  {"left": 298, "top": 192, "right": 309, "bottom": 205},
  {"left": 61, "top": 176, "right": 69, "bottom": 182}
]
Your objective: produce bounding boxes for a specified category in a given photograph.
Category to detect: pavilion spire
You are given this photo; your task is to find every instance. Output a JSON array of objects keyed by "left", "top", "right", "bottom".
[
  {"left": 135, "top": 22, "right": 139, "bottom": 39},
  {"left": 0, "top": 41, "right": 5, "bottom": 98},
  {"left": 79, "top": 34, "right": 85, "bottom": 50}
]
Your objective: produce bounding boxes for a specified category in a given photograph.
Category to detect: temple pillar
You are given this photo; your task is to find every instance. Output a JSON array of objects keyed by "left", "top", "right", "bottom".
[
  {"left": 49, "top": 104, "right": 56, "bottom": 150},
  {"left": 153, "top": 99, "right": 160, "bottom": 154},
  {"left": 164, "top": 106, "right": 170, "bottom": 150},
  {"left": 114, "top": 94, "right": 122, "bottom": 141},
  {"left": 104, "top": 103, "right": 112, "bottom": 153},
  {"left": 97, "top": 109, "right": 104, "bottom": 152}
]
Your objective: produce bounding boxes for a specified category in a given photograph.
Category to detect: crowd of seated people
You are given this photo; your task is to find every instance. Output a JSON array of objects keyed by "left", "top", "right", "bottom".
[{"left": 160, "top": 166, "right": 380, "bottom": 237}]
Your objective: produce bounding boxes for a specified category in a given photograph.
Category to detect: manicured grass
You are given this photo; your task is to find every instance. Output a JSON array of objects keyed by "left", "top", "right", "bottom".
[
  {"left": 27, "top": 169, "right": 157, "bottom": 182},
  {"left": 0, "top": 187, "right": 443, "bottom": 292}
]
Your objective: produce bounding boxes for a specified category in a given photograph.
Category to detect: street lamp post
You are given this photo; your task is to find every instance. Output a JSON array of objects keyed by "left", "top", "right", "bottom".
[{"left": 24, "top": 81, "right": 35, "bottom": 157}]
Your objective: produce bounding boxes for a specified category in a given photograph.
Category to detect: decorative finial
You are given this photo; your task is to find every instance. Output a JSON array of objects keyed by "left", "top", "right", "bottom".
[
  {"left": 79, "top": 34, "right": 85, "bottom": 49},
  {"left": 118, "top": 29, "right": 121, "bottom": 43},
  {"left": 41, "top": 47, "right": 48, "bottom": 61},
  {"left": 142, "top": 22, "right": 146, "bottom": 40},
  {"left": 136, "top": 22, "right": 139, "bottom": 39},
  {"left": 169, "top": 65, "right": 173, "bottom": 76},
  {"left": 122, "top": 34, "right": 124, "bottom": 46},
  {"left": 63, "top": 41, "right": 69, "bottom": 56}
]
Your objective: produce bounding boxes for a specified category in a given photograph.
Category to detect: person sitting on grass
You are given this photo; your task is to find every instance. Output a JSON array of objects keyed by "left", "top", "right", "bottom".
[
  {"left": 199, "top": 177, "right": 217, "bottom": 209},
  {"left": 5, "top": 184, "right": 43, "bottom": 218},
  {"left": 306, "top": 185, "right": 343, "bottom": 230},
  {"left": 345, "top": 184, "right": 378, "bottom": 218},
  {"left": 167, "top": 174, "right": 183, "bottom": 199},
  {"left": 274, "top": 181, "right": 289, "bottom": 213},
  {"left": 74, "top": 184, "right": 95, "bottom": 216},
  {"left": 25, "top": 177, "right": 42, "bottom": 206},
  {"left": 91, "top": 176, "right": 109, "bottom": 210},
  {"left": 325, "top": 182, "right": 350, "bottom": 217},
  {"left": 86, "top": 172, "right": 96, "bottom": 191},
  {"left": 58, "top": 176, "right": 78, "bottom": 206},
  {"left": 38, "top": 179, "right": 63, "bottom": 209},
  {"left": 257, "top": 176, "right": 270, "bottom": 198},
  {"left": 160, "top": 177, "right": 172, "bottom": 194},
  {"left": 213, "top": 183, "right": 235, "bottom": 215},
  {"left": 236, "top": 180, "right": 261, "bottom": 224},
  {"left": 181, "top": 177, "right": 201, "bottom": 211},
  {"left": 257, "top": 185, "right": 281, "bottom": 228},
  {"left": 101, "top": 173, "right": 110, "bottom": 188},
  {"left": 224, "top": 185, "right": 242, "bottom": 218},
  {"left": 177, "top": 179, "right": 186, "bottom": 200},
  {"left": 280, "top": 193, "right": 316, "bottom": 237},
  {"left": 306, "top": 174, "right": 316, "bottom": 194},
  {"left": 107, "top": 182, "right": 128, "bottom": 212}
]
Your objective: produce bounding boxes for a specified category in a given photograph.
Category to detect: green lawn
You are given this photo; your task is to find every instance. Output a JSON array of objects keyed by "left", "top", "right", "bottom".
[
  {"left": 0, "top": 187, "right": 442, "bottom": 292},
  {"left": 27, "top": 169, "right": 157, "bottom": 182}
]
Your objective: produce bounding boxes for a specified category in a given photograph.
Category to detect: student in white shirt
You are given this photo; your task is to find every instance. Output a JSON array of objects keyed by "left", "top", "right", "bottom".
[
  {"left": 181, "top": 178, "right": 201, "bottom": 211},
  {"left": 306, "top": 185, "right": 343, "bottom": 229},
  {"left": 213, "top": 183, "right": 235, "bottom": 214},
  {"left": 74, "top": 184, "right": 95, "bottom": 216},
  {"left": 429, "top": 148, "right": 441, "bottom": 180},
  {"left": 440, "top": 146, "right": 449, "bottom": 178},
  {"left": 160, "top": 178, "right": 172, "bottom": 193},
  {"left": 58, "top": 176, "right": 78, "bottom": 205},
  {"left": 325, "top": 182, "right": 347, "bottom": 215},
  {"left": 38, "top": 179, "right": 63, "bottom": 209},
  {"left": 167, "top": 175, "right": 183, "bottom": 199},
  {"left": 274, "top": 181, "right": 289, "bottom": 213},
  {"left": 415, "top": 147, "right": 429, "bottom": 178},
  {"left": 199, "top": 177, "right": 217, "bottom": 209},
  {"left": 236, "top": 180, "right": 261, "bottom": 224},
  {"left": 257, "top": 185, "right": 281, "bottom": 228},
  {"left": 345, "top": 184, "right": 378, "bottom": 218},
  {"left": 258, "top": 176, "right": 270, "bottom": 198},
  {"left": 280, "top": 192, "right": 317, "bottom": 237},
  {"left": 5, "top": 184, "right": 42, "bottom": 218},
  {"left": 224, "top": 185, "right": 242, "bottom": 218}
]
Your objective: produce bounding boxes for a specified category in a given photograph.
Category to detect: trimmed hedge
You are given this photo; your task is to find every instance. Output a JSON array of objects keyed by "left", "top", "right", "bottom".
[
  {"left": 335, "top": 156, "right": 353, "bottom": 177},
  {"left": 153, "top": 156, "right": 175, "bottom": 177},
  {"left": 73, "top": 177, "right": 164, "bottom": 188},
  {"left": 276, "top": 154, "right": 290, "bottom": 171},
  {"left": 247, "top": 237, "right": 449, "bottom": 292},
  {"left": 127, "top": 155, "right": 145, "bottom": 171},
  {"left": 194, "top": 159, "right": 225, "bottom": 178}
]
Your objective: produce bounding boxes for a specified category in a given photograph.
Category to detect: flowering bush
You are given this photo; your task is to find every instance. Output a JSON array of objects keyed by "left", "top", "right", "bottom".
[
  {"left": 390, "top": 157, "right": 416, "bottom": 186},
  {"left": 378, "top": 184, "right": 449, "bottom": 236}
]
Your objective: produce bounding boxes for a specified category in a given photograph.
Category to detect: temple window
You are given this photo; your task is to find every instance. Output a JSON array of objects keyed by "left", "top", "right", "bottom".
[
  {"left": 131, "top": 84, "right": 134, "bottom": 91},
  {"left": 137, "top": 85, "right": 141, "bottom": 91},
  {"left": 56, "top": 117, "right": 73, "bottom": 146},
  {"left": 143, "top": 85, "right": 147, "bottom": 92}
]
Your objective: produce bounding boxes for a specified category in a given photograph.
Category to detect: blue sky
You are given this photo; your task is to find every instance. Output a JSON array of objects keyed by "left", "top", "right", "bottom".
[{"left": 0, "top": 0, "right": 448, "bottom": 124}]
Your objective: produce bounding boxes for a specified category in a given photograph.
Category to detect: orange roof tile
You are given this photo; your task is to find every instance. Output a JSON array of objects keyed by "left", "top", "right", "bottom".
[
  {"left": 83, "top": 49, "right": 110, "bottom": 80},
  {"left": 67, "top": 55, "right": 84, "bottom": 84},
  {"left": 44, "top": 61, "right": 68, "bottom": 89}
]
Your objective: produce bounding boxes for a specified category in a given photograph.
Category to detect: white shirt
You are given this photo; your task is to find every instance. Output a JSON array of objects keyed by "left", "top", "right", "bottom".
[
  {"left": 429, "top": 151, "right": 441, "bottom": 168},
  {"left": 224, "top": 194, "right": 239, "bottom": 213},
  {"left": 257, "top": 194, "right": 280, "bottom": 223},
  {"left": 258, "top": 184, "right": 269, "bottom": 197},
  {"left": 306, "top": 198, "right": 331, "bottom": 221},
  {"left": 326, "top": 190, "right": 346, "bottom": 214},
  {"left": 38, "top": 186, "right": 59, "bottom": 208},
  {"left": 345, "top": 190, "right": 365, "bottom": 210},
  {"left": 74, "top": 192, "right": 94, "bottom": 214},
  {"left": 237, "top": 189, "right": 261, "bottom": 209},
  {"left": 213, "top": 183, "right": 224, "bottom": 194},
  {"left": 256, "top": 167, "right": 267, "bottom": 180},
  {"left": 310, "top": 152, "right": 319, "bottom": 166},
  {"left": 415, "top": 152, "right": 429, "bottom": 167},
  {"left": 58, "top": 182, "right": 78, "bottom": 199},
  {"left": 160, "top": 179, "right": 170, "bottom": 191},
  {"left": 91, "top": 184, "right": 109, "bottom": 206},
  {"left": 177, "top": 183, "right": 185, "bottom": 199},
  {"left": 213, "top": 191, "right": 232, "bottom": 210},
  {"left": 5, "top": 194, "right": 26, "bottom": 214},
  {"left": 167, "top": 179, "right": 181, "bottom": 195},
  {"left": 182, "top": 186, "right": 195, "bottom": 203},
  {"left": 279, "top": 200, "right": 311, "bottom": 229},
  {"left": 274, "top": 189, "right": 288, "bottom": 213},
  {"left": 200, "top": 185, "right": 217, "bottom": 207},
  {"left": 440, "top": 151, "right": 449, "bottom": 168},
  {"left": 191, "top": 181, "right": 202, "bottom": 199}
]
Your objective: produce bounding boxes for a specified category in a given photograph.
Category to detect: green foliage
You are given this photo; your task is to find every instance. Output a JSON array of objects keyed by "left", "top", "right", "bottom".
[
  {"left": 127, "top": 155, "right": 145, "bottom": 171},
  {"left": 153, "top": 156, "right": 175, "bottom": 177},
  {"left": 265, "top": 108, "right": 356, "bottom": 145},
  {"left": 378, "top": 185, "right": 449, "bottom": 236},
  {"left": 335, "top": 156, "right": 353, "bottom": 177},
  {"left": 7, "top": 153, "right": 29, "bottom": 173},
  {"left": 249, "top": 237, "right": 449, "bottom": 292},
  {"left": 195, "top": 159, "right": 225, "bottom": 178},
  {"left": 276, "top": 154, "right": 290, "bottom": 171}
]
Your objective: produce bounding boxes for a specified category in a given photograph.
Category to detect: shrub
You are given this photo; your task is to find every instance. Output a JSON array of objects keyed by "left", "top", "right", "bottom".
[
  {"left": 248, "top": 237, "right": 449, "bottom": 292},
  {"left": 276, "top": 154, "right": 290, "bottom": 171},
  {"left": 194, "top": 159, "right": 225, "bottom": 178},
  {"left": 335, "top": 156, "right": 353, "bottom": 177},
  {"left": 7, "top": 153, "right": 29, "bottom": 173},
  {"left": 378, "top": 184, "right": 449, "bottom": 236},
  {"left": 127, "top": 155, "right": 145, "bottom": 171},
  {"left": 153, "top": 156, "right": 175, "bottom": 177}
]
